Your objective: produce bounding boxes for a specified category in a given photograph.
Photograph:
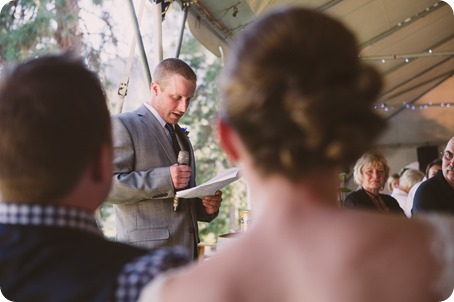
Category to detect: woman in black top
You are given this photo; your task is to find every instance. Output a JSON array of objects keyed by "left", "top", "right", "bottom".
[{"left": 343, "top": 151, "right": 405, "bottom": 215}]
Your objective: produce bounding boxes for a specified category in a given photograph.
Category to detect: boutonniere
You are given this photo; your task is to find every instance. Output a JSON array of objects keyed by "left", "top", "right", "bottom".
[{"left": 181, "top": 127, "right": 190, "bottom": 136}]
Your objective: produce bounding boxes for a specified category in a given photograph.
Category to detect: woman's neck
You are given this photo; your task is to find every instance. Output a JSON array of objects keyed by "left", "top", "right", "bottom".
[{"left": 246, "top": 169, "right": 340, "bottom": 220}]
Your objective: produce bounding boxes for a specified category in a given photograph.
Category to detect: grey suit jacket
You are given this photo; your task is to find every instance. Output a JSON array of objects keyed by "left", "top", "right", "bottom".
[{"left": 107, "top": 105, "right": 217, "bottom": 259}]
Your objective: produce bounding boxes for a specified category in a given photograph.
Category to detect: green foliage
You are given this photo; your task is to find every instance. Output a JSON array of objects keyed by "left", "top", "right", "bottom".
[
  {"left": 0, "top": 0, "right": 113, "bottom": 74},
  {"left": 0, "top": 0, "right": 247, "bottom": 244},
  {"left": 0, "top": 0, "right": 55, "bottom": 62}
]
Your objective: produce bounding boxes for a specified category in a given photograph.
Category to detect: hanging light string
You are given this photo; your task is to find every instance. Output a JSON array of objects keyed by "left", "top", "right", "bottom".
[
  {"left": 360, "top": 50, "right": 454, "bottom": 64},
  {"left": 374, "top": 102, "right": 453, "bottom": 112}
]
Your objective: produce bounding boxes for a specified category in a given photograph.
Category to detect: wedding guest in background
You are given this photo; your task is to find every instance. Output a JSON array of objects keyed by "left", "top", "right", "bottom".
[
  {"left": 343, "top": 151, "right": 405, "bottom": 215},
  {"left": 391, "top": 168, "right": 424, "bottom": 217},
  {"left": 386, "top": 173, "right": 400, "bottom": 193},
  {"left": 425, "top": 158, "right": 443, "bottom": 179},
  {"left": 138, "top": 7, "right": 454, "bottom": 302},
  {"left": 413, "top": 136, "right": 454, "bottom": 215},
  {"left": 0, "top": 54, "right": 189, "bottom": 302}
]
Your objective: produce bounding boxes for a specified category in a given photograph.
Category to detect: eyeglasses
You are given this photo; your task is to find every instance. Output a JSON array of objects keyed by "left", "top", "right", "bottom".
[{"left": 442, "top": 150, "right": 454, "bottom": 161}]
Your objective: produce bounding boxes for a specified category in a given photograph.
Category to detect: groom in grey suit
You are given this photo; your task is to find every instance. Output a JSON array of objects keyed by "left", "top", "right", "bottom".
[{"left": 107, "top": 58, "right": 223, "bottom": 260}]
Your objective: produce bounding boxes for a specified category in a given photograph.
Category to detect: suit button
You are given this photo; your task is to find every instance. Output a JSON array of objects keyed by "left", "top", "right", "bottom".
[{"left": 188, "top": 228, "right": 194, "bottom": 234}]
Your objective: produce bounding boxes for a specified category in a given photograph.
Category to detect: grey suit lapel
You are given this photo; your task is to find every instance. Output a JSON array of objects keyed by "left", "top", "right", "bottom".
[{"left": 136, "top": 105, "right": 176, "bottom": 163}]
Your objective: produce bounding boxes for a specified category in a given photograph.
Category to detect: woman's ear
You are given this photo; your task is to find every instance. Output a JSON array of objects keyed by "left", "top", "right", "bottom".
[{"left": 217, "top": 117, "right": 239, "bottom": 162}]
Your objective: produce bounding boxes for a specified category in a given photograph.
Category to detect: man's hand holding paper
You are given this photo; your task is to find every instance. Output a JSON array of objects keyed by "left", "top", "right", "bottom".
[{"left": 176, "top": 167, "right": 241, "bottom": 199}]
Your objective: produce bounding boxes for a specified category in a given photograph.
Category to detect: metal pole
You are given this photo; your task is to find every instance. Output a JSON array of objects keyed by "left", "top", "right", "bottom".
[
  {"left": 114, "top": 0, "right": 147, "bottom": 114},
  {"left": 175, "top": 5, "right": 189, "bottom": 58},
  {"left": 150, "top": 0, "right": 163, "bottom": 69},
  {"left": 127, "top": 0, "right": 152, "bottom": 86}
]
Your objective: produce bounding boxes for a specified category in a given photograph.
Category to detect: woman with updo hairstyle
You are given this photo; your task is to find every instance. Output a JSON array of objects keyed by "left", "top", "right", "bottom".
[
  {"left": 220, "top": 7, "right": 384, "bottom": 178},
  {"left": 138, "top": 7, "right": 454, "bottom": 302},
  {"left": 343, "top": 151, "right": 404, "bottom": 215}
]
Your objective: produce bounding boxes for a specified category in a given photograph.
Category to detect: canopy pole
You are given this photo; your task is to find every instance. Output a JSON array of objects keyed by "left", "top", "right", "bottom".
[
  {"left": 151, "top": 0, "right": 163, "bottom": 69},
  {"left": 114, "top": 0, "right": 147, "bottom": 114},
  {"left": 128, "top": 0, "right": 152, "bottom": 86},
  {"left": 175, "top": 3, "right": 189, "bottom": 58}
]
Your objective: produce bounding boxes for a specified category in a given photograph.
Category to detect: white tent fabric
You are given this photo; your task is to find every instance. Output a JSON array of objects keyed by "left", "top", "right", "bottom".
[{"left": 177, "top": 0, "right": 454, "bottom": 173}]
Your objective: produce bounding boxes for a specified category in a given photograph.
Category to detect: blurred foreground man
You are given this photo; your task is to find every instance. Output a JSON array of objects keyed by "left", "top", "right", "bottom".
[{"left": 0, "top": 54, "right": 189, "bottom": 302}]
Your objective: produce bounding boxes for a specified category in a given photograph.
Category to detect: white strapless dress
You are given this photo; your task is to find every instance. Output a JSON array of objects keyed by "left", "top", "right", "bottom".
[
  {"left": 138, "top": 214, "right": 454, "bottom": 302},
  {"left": 425, "top": 214, "right": 454, "bottom": 300}
]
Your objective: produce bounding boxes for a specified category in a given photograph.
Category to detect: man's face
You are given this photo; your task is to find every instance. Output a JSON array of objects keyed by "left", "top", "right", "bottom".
[
  {"left": 151, "top": 74, "right": 196, "bottom": 125},
  {"left": 442, "top": 137, "right": 454, "bottom": 189}
]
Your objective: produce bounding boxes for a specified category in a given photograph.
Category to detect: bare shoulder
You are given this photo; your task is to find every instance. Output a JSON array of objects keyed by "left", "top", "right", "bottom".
[{"left": 331, "top": 211, "right": 444, "bottom": 302}]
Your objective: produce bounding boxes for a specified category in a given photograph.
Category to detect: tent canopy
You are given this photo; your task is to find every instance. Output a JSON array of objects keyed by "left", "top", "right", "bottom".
[{"left": 178, "top": 0, "right": 454, "bottom": 150}]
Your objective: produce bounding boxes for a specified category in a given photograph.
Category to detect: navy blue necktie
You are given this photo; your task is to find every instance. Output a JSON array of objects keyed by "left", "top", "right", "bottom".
[{"left": 165, "top": 123, "right": 180, "bottom": 156}]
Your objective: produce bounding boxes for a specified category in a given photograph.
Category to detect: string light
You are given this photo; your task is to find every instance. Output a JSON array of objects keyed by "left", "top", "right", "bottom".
[{"left": 373, "top": 102, "right": 454, "bottom": 111}]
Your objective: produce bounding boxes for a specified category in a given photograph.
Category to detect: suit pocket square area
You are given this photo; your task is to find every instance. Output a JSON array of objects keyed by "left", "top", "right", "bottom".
[{"left": 128, "top": 227, "right": 170, "bottom": 242}]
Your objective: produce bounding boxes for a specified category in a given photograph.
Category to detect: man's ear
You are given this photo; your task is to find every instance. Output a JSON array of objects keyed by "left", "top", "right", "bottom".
[
  {"left": 217, "top": 117, "right": 239, "bottom": 162},
  {"left": 151, "top": 81, "right": 159, "bottom": 96}
]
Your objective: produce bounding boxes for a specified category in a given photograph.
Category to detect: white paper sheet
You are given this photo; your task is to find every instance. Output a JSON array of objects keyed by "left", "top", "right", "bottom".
[{"left": 176, "top": 167, "right": 241, "bottom": 198}]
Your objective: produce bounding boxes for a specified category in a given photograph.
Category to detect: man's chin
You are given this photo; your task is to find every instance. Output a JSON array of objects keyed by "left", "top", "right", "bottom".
[{"left": 444, "top": 171, "right": 454, "bottom": 184}]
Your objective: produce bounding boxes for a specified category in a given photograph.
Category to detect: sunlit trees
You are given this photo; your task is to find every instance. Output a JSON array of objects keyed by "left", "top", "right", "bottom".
[
  {"left": 0, "top": 0, "right": 115, "bottom": 74},
  {"left": 0, "top": 0, "right": 247, "bottom": 243}
]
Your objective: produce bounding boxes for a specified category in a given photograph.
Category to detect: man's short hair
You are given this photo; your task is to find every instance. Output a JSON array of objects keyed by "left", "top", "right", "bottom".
[
  {"left": 153, "top": 58, "right": 197, "bottom": 89},
  {"left": 0, "top": 53, "right": 111, "bottom": 203}
]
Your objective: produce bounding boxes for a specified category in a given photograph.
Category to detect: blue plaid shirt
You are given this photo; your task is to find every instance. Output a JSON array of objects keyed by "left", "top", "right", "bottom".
[{"left": 0, "top": 202, "right": 189, "bottom": 302}]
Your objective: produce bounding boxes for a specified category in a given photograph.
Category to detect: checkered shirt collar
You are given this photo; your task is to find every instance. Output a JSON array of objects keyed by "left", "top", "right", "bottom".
[{"left": 0, "top": 202, "right": 102, "bottom": 236}]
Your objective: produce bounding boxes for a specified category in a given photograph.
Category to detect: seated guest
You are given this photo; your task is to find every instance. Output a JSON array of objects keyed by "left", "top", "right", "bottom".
[
  {"left": 0, "top": 54, "right": 189, "bottom": 302},
  {"left": 391, "top": 169, "right": 424, "bottom": 217},
  {"left": 413, "top": 136, "right": 454, "bottom": 215},
  {"left": 343, "top": 152, "right": 405, "bottom": 215},
  {"left": 386, "top": 173, "right": 400, "bottom": 193},
  {"left": 138, "top": 7, "right": 454, "bottom": 302},
  {"left": 425, "top": 158, "right": 443, "bottom": 179}
]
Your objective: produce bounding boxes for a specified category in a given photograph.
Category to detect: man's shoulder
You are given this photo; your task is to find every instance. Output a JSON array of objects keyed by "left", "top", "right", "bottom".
[
  {"left": 111, "top": 106, "right": 152, "bottom": 132},
  {"left": 418, "top": 172, "right": 444, "bottom": 192},
  {"left": 112, "top": 105, "right": 146, "bottom": 120}
]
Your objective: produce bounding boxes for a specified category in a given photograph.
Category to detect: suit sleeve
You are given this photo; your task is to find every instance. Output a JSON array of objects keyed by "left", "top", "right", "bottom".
[{"left": 107, "top": 117, "right": 175, "bottom": 204}]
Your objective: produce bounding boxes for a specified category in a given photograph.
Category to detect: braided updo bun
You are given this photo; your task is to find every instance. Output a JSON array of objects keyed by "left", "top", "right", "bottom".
[{"left": 220, "top": 7, "right": 386, "bottom": 180}]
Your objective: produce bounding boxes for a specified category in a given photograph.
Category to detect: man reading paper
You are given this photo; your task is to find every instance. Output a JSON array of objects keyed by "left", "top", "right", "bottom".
[{"left": 107, "top": 58, "right": 223, "bottom": 260}]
